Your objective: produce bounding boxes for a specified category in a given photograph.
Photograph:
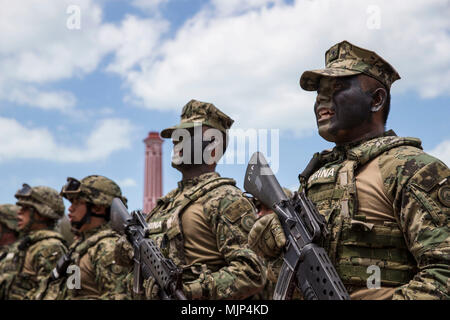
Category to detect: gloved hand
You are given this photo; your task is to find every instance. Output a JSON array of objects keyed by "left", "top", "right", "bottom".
[
  {"left": 143, "top": 277, "right": 203, "bottom": 300},
  {"left": 248, "top": 212, "right": 286, "bottom": 259},
  {"left": 143, "top": 277, "right": 160, "bottom": 300},
  {"left": 182, "top": 270, "right": 214, "bottom": 300},
  {"left": 114, "top": 235, "right": 134, "bottom": 268}
]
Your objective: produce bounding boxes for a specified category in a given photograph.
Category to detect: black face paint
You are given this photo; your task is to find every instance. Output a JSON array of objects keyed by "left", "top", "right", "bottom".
[
  {"left": 314, "top": 76, "right": 373, "bottom": 143},
  {"left": 171, "top": 128, "right": 214, "bottom": 170}
]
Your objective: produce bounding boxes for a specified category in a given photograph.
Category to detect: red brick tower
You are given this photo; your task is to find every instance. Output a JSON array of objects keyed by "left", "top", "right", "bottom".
[{"left": 143, "top": 132, "right": 163, "bottom": 213}]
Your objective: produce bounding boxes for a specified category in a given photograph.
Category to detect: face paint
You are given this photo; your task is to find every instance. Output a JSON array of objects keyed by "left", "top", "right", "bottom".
[
  {"left": 171, "top": 126, "right": 216, "bottom": 171},
  {"left": 314, "top": 76, "right": 373, "bottom": 143}
]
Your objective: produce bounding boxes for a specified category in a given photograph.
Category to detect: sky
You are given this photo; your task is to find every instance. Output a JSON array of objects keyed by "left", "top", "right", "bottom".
[{"left": 0, "top": 0, "right": 449, "bottom": 213}]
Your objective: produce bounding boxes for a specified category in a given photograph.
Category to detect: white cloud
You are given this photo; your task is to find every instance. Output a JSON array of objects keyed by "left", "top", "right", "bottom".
[
  {"left": 132, "top": 0, "right": 169, "bottom": 13},
  {"left": 428, "top": 140, "right": 450, "bottom": 167},
  {"left": 0, "top": 0, "right": 107, "bottom": 111},
  {"left": 102, "top": 15, "right": 169, "bottom": 74},
  {"left": 0, "top": 0, "right": 107, "bottom": 83},
  {"left": 0, "top": 0, "right": 166, "bottom": 112},
  {"left": 0, "top": 117, "right": 134, "bottom": 163},
  {"left": 6, "top": 86, "right": 76, "bottom": 111},
  {"left": 118, "top": 178, "right": 138, "bottom": 188},
  {"left": 108, "top": 0, "right": 449, "bottom": 134},
  {"left": 210, "top": 0, "right": 283, "bottom": 16}
]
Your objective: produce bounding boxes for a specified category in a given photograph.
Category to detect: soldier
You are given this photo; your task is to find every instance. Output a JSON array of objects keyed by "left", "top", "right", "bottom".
[
  {"left": 0, "top": 204, "right": 20, "bottom": 261},
  {"left": 34, "top": 175, "right": 130, "bottom": 300},
  {"left": 116, "top": 99, "right": 266, "bottom": 300},
  {"left": 0, "top": 184, "right": 67, "bottom": 300},
  {"left": 249, "top": 40, "right": 450, "bottom": 300}
]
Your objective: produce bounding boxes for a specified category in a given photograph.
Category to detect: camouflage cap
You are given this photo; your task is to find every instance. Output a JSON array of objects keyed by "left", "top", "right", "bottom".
[
  {"left": 160, "top": 99, "right": 234, "bottom": 138},
  {"left": 61, "top": 175, "right": 127, "bottom": 208},
  {"left": 300, "top": 40, "right": 400, "bottom": 91},
  {"left": 0, "top": 204, "right": 20, "bottom": 231},
  {"left": 15, "top": 185, "right": 65, "bottom": 220}
]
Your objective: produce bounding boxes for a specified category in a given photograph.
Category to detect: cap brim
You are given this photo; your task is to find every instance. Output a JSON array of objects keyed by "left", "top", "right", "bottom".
[
  {"left": 300, "top": 68, "right": 361, "bottom": 91},
  {"left": 160, "top": 122, "right": 204, "bottom": 138}
]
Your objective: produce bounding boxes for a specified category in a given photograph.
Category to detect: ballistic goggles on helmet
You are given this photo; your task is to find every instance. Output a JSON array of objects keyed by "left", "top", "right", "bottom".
[
  {"left": 15, "top": 183, "right": 47, "bottom": 206},
  {"left": 15, "top": 183, "right": 33, "bottom": 197},
  {"left": 61, "top": 177, "right": 82, "bottom": 196}
]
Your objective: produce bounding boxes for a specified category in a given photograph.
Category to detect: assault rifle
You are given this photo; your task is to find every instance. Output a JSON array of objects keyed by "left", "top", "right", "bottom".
[
  {"left": 110, "top": 198, "right": 186, "bottom": 300},
  {"left": 244, "top": 152, "right": 350, "bottom": 300},
  {"left": 50, "top": 247, "right": 75, "bottom": 281}
]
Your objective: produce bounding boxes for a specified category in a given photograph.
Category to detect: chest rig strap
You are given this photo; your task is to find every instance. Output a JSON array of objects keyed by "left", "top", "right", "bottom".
[
  {"left": 337, "top": 161, "right": 357, "bottom": 219},
  {"left": 15, "top": 231, "right": 65, "bottom": 271},
  {"left": 72, "top": 229, "right": 117, "bottom": 264},
  {"left": 151, "top": 177, "right": 236, "bottom": 268},
  {"left": 7, "top": 231, "right": 66, "bottom": 299}
]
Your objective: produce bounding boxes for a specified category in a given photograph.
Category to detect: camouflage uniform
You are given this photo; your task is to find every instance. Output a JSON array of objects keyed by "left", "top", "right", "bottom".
[
  {"left": 298, "top": 41, "right": 449, "bottom": 299},
  {"left": 34, "top": 175, "right": 130, "bottom": 300},
  {"left": 0, "top": 204, "right": 20, "bottom": 260},
  {"left": 298, "top": 132, "right": 450, "bottom": 300},
  {"left": 120, "top": 100, "right": 266, "bottom": 300},
  {"left": 0, "top": 186, "right": 67, "bottom": 300},
  {"left": 251, "top": 41, "right": 450, "bottom": 300}
]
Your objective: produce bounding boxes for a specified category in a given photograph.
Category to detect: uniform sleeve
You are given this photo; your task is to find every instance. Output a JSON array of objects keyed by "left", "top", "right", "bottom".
[
  {"left": 27, "top": 240, "right": 67, "bottom": 299},
  {"left": 388, "top": 159, "right": 450, "bottom": 300},
  {"left": 0, "top": 248, "right": 16, "bottom": 299},
  {"left": 183, "top": 190, "right": 267, "bottom": 300},
  {"left": 91, "top": 237, "right": 132, "bottom": 300}
]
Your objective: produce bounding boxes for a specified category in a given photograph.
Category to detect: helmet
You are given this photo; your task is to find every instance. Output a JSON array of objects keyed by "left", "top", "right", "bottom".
[
  {"left": 60, "top": 175, "right": 127, "bottom": 208},
  {"left": 0, "top": 204, "right": 20, "bottom": 231},
  {"left": 15, "top": 184, "right": 65, "bottom": 220}
]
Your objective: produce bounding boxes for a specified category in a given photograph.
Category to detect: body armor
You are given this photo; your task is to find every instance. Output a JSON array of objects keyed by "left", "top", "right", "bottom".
[
  {"left": 302, "top": 136, "right": 422, "bottom": 288},
  {"left": 146, "top": 176, "right": 236, "bottom": 280},
  {"left": 2, "top": 230, "right": 65, "bottom": 299}
]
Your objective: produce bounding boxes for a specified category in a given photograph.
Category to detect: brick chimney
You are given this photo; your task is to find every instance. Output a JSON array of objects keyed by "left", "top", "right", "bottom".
[{"left": 143, "top": 132, "right": 163, "bottom": 213}]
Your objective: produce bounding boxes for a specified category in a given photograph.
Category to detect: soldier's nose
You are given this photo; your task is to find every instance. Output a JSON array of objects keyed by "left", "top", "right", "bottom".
[{"left": 317, "top": 91, "right": 331, "bottom": 103}]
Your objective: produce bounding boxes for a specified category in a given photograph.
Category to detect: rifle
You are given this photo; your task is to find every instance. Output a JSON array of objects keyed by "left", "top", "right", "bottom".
[
  {"left": 110, "top": 198, "right": 186, "bottom": 300},
  {"left": 50, "top": 246, "right": 75, "bottom": 281},
  {"left": 244, "top": 152, "right": 350, "bottom": 300}
]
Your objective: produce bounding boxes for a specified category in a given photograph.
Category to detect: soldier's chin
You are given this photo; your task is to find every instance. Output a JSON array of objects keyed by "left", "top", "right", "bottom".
[
  {"left": 70, "top": 224, "right": 82, "bottom": 235},
  {"left": 171, "top": 160, "right": 190, "bottom": 170},
  {"left": 318, "top": 123, "right": 337, "bottom": 142}
]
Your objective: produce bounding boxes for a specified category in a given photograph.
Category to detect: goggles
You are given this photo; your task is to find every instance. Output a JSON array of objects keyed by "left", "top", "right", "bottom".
[
  {"left": 15, "top": 183, "right": 46, "bottom": 205},
  {"left": 61, "top": 177, "right": 82, "bottom": 195},
  {"left": 15, "top": 183, "right": 32, "bottom": 197}
]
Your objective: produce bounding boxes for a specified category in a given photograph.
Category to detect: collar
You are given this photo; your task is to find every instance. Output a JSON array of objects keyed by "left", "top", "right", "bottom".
[
  {"left": 327, "top": 130, "right": 397, "bottom": 161},
  {"left": 177, "top": 172, "right": 220, "bottom": 190},
  {"left": 337, "top": 129, "right": 396, "bottom": 151},
  {"left": 78, "top": 223, "right": 110, "bottom": 240}
]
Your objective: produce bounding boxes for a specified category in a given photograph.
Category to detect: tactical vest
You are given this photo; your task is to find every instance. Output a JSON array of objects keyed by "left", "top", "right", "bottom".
[
  {"left": 38, "top": 228, "right": 117, "bottom": 300},
  {"left": 146, "top": 177, "right": 236, "bottom": 280},
  {"left": 5, "top": 230, "right": 65, "bottom": 300},
  {"left": 302, "top": 136, "right": 421, "bottom": 288},
  {"left": 70, "top": 229, "right": 117, "bottom": 266}
]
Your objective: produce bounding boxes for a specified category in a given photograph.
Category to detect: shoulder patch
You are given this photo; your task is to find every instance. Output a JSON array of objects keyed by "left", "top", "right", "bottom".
[
  {"left": 240, "top": 214, "right": 256, "bottom": 232},
  {"left": 223, "top": 197, "right": 254, "bottom": 223},
  {"left": 110, "top": 263, "right": 123, "bottom": 275},
  {"left": 438, "top": 185, "right": 450, "bottom": 207}
]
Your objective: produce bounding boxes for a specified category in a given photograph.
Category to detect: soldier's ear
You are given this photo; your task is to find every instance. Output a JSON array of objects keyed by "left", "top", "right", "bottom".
[
  {"left": 371, "top": 87, "right": 387, "bottom": 113},
  {"left": 91, "top": 205, "right": 107, "bottom": 215}
]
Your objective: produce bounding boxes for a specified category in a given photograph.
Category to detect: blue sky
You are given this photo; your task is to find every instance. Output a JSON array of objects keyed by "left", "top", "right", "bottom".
[{"left": 0, "top": 0, "right": 449, "bottom": 213}]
